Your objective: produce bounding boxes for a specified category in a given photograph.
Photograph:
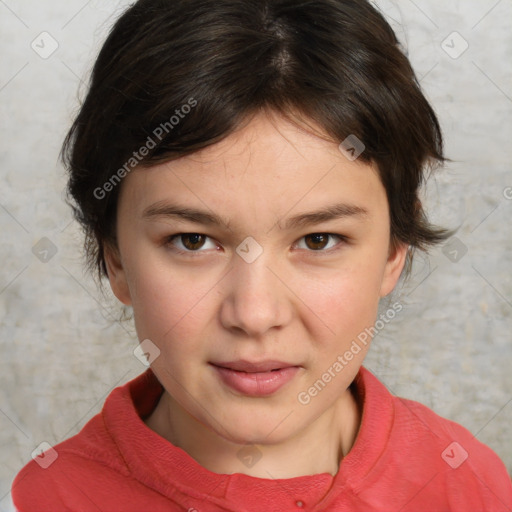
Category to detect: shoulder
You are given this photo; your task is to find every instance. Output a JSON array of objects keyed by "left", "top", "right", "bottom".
[
  {"left": 393, "top": 393, "right": 499, "bottom": 459},
  {"left": 12, "top": 410, "right": 129, "bottom": 510},
  {"left": 356, "top": 368, "right": 512, "bottom": 509},
  {"left": 11, "top": 370, "right": 163, "bottom": 511},
  {"left": 391, "top": 394, "right": 512, "bottom": 505},
  {"left": 361, "top": 368, "right": 510, "bottom": 479}
]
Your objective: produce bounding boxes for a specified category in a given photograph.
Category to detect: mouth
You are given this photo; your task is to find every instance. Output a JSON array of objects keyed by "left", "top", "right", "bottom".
[
  {"left": 209, "top": 360, "right": 301, "bottom": 396},
  {"left": 210, "top": 360, "right": 298, "bottom": 373}
]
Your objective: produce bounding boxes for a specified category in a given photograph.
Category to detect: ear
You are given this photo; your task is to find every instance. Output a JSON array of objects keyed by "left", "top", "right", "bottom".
[
  {"left": 379, "top": 242, "right": 408, "bottom": 297},
  {"left": 104, "top": 244, "right": 132, "bottom": 306}
]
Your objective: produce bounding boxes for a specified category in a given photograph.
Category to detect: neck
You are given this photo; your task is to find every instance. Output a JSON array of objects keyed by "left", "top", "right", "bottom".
[{"left": 145, "top": 383, "right": 361, "bottom": 479}]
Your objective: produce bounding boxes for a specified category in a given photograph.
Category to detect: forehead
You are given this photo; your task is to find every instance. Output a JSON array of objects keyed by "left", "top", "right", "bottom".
[{"left": 118, "top": 112, "right": 388, "bottom": 225}]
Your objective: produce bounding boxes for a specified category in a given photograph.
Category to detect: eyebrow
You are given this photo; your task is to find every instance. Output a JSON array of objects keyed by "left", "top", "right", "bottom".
[{"left": 142, "top": 201, "right": 368, "bottom": 230}]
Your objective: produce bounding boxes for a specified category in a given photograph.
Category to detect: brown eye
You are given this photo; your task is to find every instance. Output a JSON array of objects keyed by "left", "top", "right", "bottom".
[
  {"left": 180, "top": 233, "right": 207, "bottom": 250},
  {"left": 166, "top": 233, "right": 216, "bottom": 253},
  {"left": 296, "top": 233, "right": 345, "bottom": 253},
  {"left": 304, "top": 233, "right": 330, "bottom": 250}
]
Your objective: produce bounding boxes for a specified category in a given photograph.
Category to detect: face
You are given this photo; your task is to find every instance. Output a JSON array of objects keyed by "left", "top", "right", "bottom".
[{"left": 106, "top": 111, "right": 406, "bottom": 446}]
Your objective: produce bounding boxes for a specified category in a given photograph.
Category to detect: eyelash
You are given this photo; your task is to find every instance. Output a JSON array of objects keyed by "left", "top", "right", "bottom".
[{"left": 163, "top": 233, "right": 348, "bottom": 256}]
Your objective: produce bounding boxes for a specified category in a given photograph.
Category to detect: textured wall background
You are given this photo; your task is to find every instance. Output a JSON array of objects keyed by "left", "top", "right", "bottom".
[{"left": 1, "top": 0, "right": 511, "bottom": 509}]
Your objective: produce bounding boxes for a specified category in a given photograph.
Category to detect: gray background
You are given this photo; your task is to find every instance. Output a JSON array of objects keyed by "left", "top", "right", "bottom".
[{"left": 1, "top": 0, "right": 511, "bottom": 509}]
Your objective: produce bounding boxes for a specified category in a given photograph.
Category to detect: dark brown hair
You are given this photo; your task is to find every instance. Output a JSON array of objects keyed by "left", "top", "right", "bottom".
[{"left": 62, "top": 0, "right": 451, "bottom": 280}]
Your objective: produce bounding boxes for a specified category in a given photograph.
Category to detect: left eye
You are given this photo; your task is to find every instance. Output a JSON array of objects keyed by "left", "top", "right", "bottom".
[{"left": 295, "top": 233, "right": 344, "bottom": 251}]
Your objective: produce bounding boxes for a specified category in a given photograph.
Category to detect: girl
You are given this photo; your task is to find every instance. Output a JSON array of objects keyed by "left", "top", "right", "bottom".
[{"left": 13, "top": 1, "right": 512, "bottom": 510}]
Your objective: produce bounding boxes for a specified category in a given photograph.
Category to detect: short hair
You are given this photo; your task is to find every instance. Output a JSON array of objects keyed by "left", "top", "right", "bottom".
[{"left": 62, "top": 0, "right": 451, "bottom": 280}]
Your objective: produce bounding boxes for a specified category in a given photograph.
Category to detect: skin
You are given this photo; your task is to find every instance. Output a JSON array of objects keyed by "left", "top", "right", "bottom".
[{"left": 105, "top": 110, "right": 407, "bottom": 479}]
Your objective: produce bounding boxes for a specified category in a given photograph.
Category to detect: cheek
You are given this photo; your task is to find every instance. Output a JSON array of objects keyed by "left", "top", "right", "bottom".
[
  {"left": 126, "top": 256, "right": 217, "bottom": 347},
  {"left": 302, "top": 262, "right": 384, "bottom": 340}
]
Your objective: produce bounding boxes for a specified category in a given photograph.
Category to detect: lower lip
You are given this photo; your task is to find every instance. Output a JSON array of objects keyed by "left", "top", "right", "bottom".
[{"left": 212, "top": 365, "right": 300, "bottom": 396}]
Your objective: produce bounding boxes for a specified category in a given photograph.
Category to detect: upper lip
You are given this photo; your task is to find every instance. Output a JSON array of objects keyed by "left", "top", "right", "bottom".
[{"left": 211, "top": 360, "right": 298, "bottom": 373}]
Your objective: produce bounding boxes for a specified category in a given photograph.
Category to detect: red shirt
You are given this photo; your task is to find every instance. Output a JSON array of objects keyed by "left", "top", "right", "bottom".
[{"left": 12, "top": 366, "right": 512, "bottom": 511}]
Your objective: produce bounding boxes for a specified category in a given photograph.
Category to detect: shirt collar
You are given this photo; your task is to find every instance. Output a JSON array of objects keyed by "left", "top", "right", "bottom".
[{"left": 103, "top": 365, "right": 394, "bottom": 510}]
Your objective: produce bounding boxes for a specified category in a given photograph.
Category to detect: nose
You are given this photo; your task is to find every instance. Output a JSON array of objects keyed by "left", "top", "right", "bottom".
[{"left": 219, "top": 251, "right": 293, "bottom": 338}]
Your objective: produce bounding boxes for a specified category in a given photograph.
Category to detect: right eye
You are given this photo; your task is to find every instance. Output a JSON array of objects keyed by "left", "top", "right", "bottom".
[{"left": 164, "top": 233, "right": 219, "bottom": 254}]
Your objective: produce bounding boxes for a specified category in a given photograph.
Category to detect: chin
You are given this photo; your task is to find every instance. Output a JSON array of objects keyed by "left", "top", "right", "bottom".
[{"left": 212, "top": 414, "right": 296, "bottom": 446}]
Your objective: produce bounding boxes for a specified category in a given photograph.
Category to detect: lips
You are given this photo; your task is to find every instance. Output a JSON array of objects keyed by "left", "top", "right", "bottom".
[
  {"left": 210, "top": 360, "right": 301, "bottom": 396},
  {"left": 211, "top": 360, "right": 296, "bottom": 373}
]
